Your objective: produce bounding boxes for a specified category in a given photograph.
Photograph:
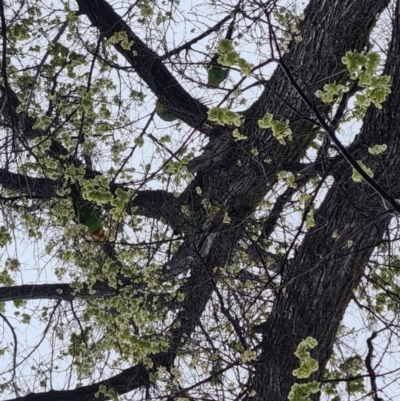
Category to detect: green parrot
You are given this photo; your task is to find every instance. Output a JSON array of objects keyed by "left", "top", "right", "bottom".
[
  {"left": 155, "top": 100, "right": 178, "bottom": 122},
  {"left": 207, "top": 64, "right": 229, "bottom": 88},
  {"left": 71, "top": 184, "right": 104, "bottom": 241},
  {"left": 206, "top": 18, "right": 235, "bottom": 88}
]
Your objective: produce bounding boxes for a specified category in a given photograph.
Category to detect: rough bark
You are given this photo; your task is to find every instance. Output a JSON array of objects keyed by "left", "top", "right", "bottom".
[
  {"left": 247, "top": 2, "right": 400, "bottom": 399},
  {"left": 187, "top": 0, "right": 389, "bottom": 214}
]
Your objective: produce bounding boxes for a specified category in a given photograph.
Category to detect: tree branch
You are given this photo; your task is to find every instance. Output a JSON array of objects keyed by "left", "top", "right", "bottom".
[
  {"left": 0, "top": 282, "right": 118, "bottom": 302},
  {"left": 75, "top": 0, "right": 209, "bottom": 131}
]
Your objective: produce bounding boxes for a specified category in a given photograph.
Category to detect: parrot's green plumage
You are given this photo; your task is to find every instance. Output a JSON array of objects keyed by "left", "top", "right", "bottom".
[
  {"left": 71, "top": 184, "right": 104, "bottom": 241},
  {"left": 155, "top": 100, "right": 178, "bottom": 122},
  {"left": 207, "top": 65, "right": 229, "bottom": 88},
  {"left": 206, "top": 17, "right": 235, "bottom": 88}
]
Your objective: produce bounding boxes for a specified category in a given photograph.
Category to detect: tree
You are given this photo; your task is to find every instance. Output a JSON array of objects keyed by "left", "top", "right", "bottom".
[{"left": 0, "top": 0, "right": 400, "bottom": 400}]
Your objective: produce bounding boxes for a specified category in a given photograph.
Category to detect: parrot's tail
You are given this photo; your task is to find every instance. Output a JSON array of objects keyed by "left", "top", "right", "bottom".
[{"left": 91, "top": 228, "right": 105, "bottom": 241}]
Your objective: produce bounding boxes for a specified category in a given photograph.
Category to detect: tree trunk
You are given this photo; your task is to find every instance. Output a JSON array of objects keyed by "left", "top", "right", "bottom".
[{"left": 247, "top": 3, "right": 400, "bottom": 397}]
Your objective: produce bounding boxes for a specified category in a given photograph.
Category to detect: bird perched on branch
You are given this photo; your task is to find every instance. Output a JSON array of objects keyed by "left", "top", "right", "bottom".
[
  {"left": 155, "top": 100, "right": 178, "bottom": 122},
  {"left": 71, "top": 184, "right": 104, "bottom": 241},
  {"left": 206, "top": 17, "right": 236, "bottom": 88}
]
